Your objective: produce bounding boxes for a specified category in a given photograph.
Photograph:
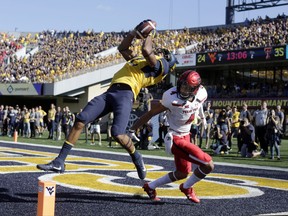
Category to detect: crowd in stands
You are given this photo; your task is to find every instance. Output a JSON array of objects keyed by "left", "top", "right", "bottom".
[
  {"left": 187, "top": 14, "right": 288, "bottom": 53},
  {"left": 0, "top": 33, "right": 23, "bottom": 65},
  {"left": 0, "top": 15, "right": 288, "bottom": 116},
  {"left": 0, "top": 14, "right": 287, "bottom": 84},
  {"left": 205, "top": 80, "right": 288, "bottom": 99},
  {"left": 0, "top": 31, "right": 127, "bottom": 83}
]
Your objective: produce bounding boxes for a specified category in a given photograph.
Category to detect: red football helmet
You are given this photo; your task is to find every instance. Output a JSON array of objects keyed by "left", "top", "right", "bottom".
[{"left": 177, "top": 70, "right": 201, "bottom": 99}]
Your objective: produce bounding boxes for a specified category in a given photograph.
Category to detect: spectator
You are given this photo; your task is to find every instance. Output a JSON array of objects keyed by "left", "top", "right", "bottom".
[
  {"left": 90, "top": 118, "right": 102, "bottom": 146},
  {"left": 7, "top": 106, "right": 17, "bottom": 137},
  {"left": 239, "top": 103, "right": 252, "bottom": 122},
  {"left": 137, "top": 121, "right": 155, "bottom": 150},
  {"left": 225, "top": 105, "right": 233, "bottom": 149},
  {"left": 158, "top": 110, "right": 169, "bottom": 147},
  {"left": 61, "top": 107, "right": 72, "bottom": 139},
  {"left": 106, "top": 112, "right": 114, "bottom": 147},
  {"left": 23, "top": 108, "right": 30, "bottom": 138},
  {"left": 216, "top": 109, "right": 230, "bottom": 153},
  {"left": 275, "top": 105, "right": 285, "bottom": 130},
  {"left": 275, "top": 104, "right": 285, "bottom": 145},
  {"left": 55, "top": 106, "right": 63, "bottom": 141},
  {"left": 38, "top": 106, "right": 47, "bottom": 138},
  {"left": 0, "top": 105, "right": 4, "bottom": 135},
  {"left": 265, "top": 109, "right": 281, "bottom": 160},
  {"left": 253, "top": 100, "right": 269, "bottom": 156},
  {"left": 202, "top": 102, "right": 214, "bottom": 149},
  {"left": 228, "top": 106, "right": 241, "bottom": 150},
  {"left": 29, "top": 107, "right": 36, "bottom": 138},
  {"left": 66, "top": 106, "right": 75, "bottom": 133},
  {"left": 47, "top": 103, "right": 56, "bottom": 139},
  {"left": 190, "top": 114, "right": 201, "bottom": 147},
  {"left": 34, "top": 107, "right": 41, "bottom": 137},
  {"left": 3, "top": 105, "right": 9, "bottom": 136},
  {"left": 239, "top": 117, "right": 263, "bottom": 158},
  {"left": 238, "top": 103, "right": 252, "bottom": 152},
  {"left": 137, "top": 88, "right": 153, "bottom": 112},
  {"left": 17, "top": 107, "right": 24, "bottom": 137}
]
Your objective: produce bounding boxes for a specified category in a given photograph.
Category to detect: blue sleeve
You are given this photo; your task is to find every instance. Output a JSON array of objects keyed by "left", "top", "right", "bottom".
[
  {"left": 142, "top": 59, "right": 169, "bottom": 78},
  {"left": 159, "top": 58, "right": 170, "bottom": 75}
]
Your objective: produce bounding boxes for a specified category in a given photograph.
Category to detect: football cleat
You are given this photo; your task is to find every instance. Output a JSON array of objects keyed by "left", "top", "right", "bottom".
[
  {"left": 132, "top": 152, "right": 147, "bottom": 180},
  {"left": 179, "top": 183, "right": 200, "bottom": 203},
  {"left": 143, "top": 183, "right": 161, "bottom": 201},
  {"left": 36, "top": 160, "right": 65, "bottom": 173}
]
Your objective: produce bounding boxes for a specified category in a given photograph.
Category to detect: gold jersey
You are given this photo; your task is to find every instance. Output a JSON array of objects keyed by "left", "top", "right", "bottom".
[
  {"left": 232, "top": 111, "right": 240, "bottom": 127},
  {"left": 110, "top": 56, "right": 168, "bottom": 100}
]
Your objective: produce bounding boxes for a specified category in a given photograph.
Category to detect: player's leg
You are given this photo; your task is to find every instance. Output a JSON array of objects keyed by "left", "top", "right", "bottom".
[
  {"left": 109, "top": 89, "right": 146, "bottom": 180},
  {"left": 36, "top": 93, "right": 109, "bottom": 173},
  {"left": 143, "top": 156, "right": 190, "bottom": 201},
  {"left": 172, "top": 134, "right": 214, "bottom": 203}
]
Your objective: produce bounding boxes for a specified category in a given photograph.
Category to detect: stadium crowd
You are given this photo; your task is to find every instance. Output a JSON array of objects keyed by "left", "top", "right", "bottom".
[{"left": 0, "top": 14, "right": 287, "bottom": 85}]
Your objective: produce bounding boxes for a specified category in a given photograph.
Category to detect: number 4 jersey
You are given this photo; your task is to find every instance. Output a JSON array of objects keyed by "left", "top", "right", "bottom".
[{"left": 161, "top": 85, "right": 207, "bottom": 135}]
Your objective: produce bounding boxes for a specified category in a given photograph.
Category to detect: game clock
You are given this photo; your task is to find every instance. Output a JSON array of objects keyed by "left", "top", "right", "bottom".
[{"left": 196, "top": 45, "right": 287, "bottom": 66}]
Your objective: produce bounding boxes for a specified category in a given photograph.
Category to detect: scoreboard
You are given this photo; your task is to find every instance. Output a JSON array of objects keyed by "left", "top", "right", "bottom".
[{"left": 196, "top": 45, "right": 287, "bottom": 66}]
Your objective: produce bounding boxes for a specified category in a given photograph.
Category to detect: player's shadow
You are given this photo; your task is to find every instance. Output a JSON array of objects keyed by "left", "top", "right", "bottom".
[
  {"left": 55, "top": 192, "right": 165, "bottom": 205},
  {"left": 0, "top": 188, "right": 36, "bottom": 203},
  {"left": 56, "top": 192, "right": 199, "bottom": 207},
  {"left": 1, "top": 189, "right": 165, "bottom": 205},
  {"left": 0, "top": 189, "right": 196, "bottom": 208}
]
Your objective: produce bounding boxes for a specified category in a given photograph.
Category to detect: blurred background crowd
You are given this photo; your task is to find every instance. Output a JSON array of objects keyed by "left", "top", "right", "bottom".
[{"left": 1, "top": 15, "right": 287, "bottom": 88}]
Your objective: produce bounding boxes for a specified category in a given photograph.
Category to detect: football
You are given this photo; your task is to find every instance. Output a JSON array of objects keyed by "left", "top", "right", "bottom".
[{"left": 135, "top": 19, "right": 157, "bottom": 39}]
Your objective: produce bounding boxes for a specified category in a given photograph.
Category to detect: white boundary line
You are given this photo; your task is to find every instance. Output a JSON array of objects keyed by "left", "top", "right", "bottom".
[{"left": 2, "top": 140, "right": 288, "bottom": 172}]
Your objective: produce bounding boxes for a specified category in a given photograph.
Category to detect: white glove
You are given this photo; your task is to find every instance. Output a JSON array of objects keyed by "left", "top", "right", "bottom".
[{"left": 128, "top": 129, "right": 140, "bottom": 142}]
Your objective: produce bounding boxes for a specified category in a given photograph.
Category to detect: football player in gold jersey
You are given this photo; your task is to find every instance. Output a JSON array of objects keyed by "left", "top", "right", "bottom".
[{"left": 37, "top": 20, "right": 178, "bottom": 180}]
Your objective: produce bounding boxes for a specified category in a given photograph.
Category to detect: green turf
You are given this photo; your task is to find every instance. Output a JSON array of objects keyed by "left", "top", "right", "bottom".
[{"left": 0, "top": 132, "right": 287, "bottom": 168}]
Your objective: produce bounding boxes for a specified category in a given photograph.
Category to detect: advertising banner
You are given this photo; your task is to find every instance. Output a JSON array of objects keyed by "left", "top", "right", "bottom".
[
  {"left": 0, "top": 83, "right": 42, "bottom": 95},
  {"left": 175, "top": 53, "right": 196, "bottom": 66}
]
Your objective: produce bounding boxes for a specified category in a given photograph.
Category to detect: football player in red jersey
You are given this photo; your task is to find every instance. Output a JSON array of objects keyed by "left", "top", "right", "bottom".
[
  {"left": 36, "top": 20, "right": 178, "bottom": 180},
  {"left": 131, "top": 70, "right": 214, "bottom": 203}
]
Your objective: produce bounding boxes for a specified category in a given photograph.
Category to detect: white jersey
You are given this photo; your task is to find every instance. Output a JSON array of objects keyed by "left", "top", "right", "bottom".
[{"left": 161, "top": 85, "right": 207, "bottom": 135}]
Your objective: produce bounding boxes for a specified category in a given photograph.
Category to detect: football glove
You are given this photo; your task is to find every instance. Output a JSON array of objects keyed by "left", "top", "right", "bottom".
[{"left": 128, "top": 129, "right": 140, "bottom": 142}]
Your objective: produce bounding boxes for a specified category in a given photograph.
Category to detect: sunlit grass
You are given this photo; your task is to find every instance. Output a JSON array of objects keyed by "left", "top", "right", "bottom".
[{"left": 0, "top": 131, "right": 287, "bottom": 168}]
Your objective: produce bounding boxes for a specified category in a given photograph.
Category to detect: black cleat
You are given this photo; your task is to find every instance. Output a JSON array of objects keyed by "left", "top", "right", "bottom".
[
  {"left": 132, "top": 152, "right": 147, "bottom": 180},
  {"left": 37, "top": 160, "right": 65, "bottom": 173}
]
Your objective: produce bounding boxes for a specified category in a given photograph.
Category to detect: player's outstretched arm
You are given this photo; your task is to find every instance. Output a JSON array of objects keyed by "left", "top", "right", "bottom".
[
  {"left": 131, "top": 101, "right": 167, "bottom": 131},
  {"left": 118, "top": 31, "right": 136, "bottom": 61},
  {"left": 142, "top": 35, "right": 157, "bottom": 67}
]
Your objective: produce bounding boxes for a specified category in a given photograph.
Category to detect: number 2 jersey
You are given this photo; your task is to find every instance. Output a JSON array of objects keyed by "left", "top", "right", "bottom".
[{"left": 161, "top": 85, "right": 208, "bottom": 135}]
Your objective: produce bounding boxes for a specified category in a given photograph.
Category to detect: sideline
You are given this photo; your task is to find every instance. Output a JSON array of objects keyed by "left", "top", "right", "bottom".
[{"left": 1, "top": 140, "right": 288, "bottom": 172}]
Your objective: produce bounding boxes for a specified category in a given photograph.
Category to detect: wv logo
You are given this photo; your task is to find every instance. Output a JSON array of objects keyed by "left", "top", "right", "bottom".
[{"left": 46, "top": 186, "right": 55, "bottom": 196}]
